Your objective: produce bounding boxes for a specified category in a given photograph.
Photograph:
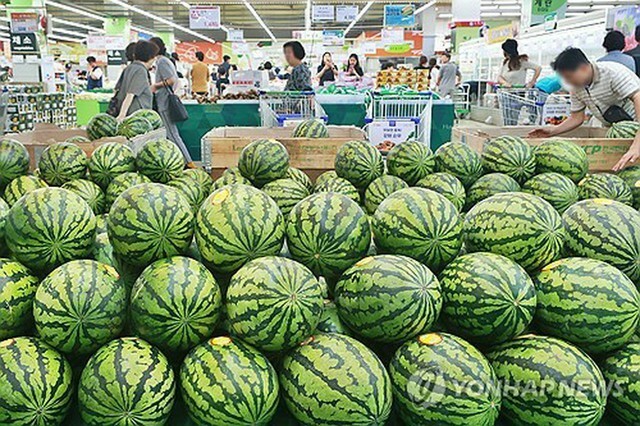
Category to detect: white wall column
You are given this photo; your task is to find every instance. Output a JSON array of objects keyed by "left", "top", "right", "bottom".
[{"left": 420, "top": 6, "right": 437, "bottom": 56}]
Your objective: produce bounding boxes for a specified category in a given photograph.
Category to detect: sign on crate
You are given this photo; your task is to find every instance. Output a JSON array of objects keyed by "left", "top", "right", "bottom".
[{"left": 368, "top": 121, "right": 416, "bottom": 153}]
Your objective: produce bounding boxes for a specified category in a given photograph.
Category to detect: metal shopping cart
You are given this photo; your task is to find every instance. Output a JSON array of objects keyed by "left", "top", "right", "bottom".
[
  {"left": 259, "top": 91, "right": 327, "bottom": 127},
  {"left": 453, "top": 84, "right": 471, "bottom": 119},
  {"left": 497, "top": 87, "right": 548, "bottom": 126}
]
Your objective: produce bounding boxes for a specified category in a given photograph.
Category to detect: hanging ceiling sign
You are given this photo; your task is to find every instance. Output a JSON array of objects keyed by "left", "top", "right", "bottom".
[
  {"left": 105, "top": 35, "right": 126, "bottom": 50},
  {"left": 384, "top": 4, "right": 416, "bottom": 28},
  {"left": 10, "top": 12, "right": 39, "bottom": 34},
  {"left": 227, "top": 29, "right": 244, "bottom": 42},
  {"left": 336, "top": 5, "right": 359, "bottom": 23},
  {"left": 312, "top": 5, "right": 335, "bottom": 22},
  {"left": 10, "top": 32, "right": 38, "bottom": 54},
  {"left": 107, "top": 49, "right": 126, "bottom": 65},
  {"left": 189, "top": 6, "right": 221, "bottom": 30},
  {"left": 86, "top": 34, "right": 106, "bottom": 50},
  {"left": 381, "top": 28, "right": 405, "bottom": 44},
  {"left": 322, "top": 29, "right": 344, "bottom": 46}
]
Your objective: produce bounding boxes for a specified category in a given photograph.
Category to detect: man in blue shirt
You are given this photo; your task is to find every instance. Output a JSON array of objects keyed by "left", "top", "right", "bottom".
[
  {"left": 626, "top": 25, "right": 640, "bottom": 77},
  {"left": 598, "top": 30, "right": 636, "bottom": 73}
]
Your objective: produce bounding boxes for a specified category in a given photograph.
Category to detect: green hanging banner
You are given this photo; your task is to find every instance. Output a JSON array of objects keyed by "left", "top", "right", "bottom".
[{"left": 523, "top": 0, "right": 567, "bottom": 27}]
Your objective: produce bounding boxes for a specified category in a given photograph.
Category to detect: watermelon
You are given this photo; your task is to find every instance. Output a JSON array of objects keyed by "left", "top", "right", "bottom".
[
  {"left": 136, "top": 138, "right": 185, "bottom": 184},
  {"left": 314, "top": 176, "right": 360, "bottom": 204},
  {"left": 197, "top": 184, "right": 284, "bottom": 273},
  {"left": 486, "top": 335, "right": 606, "bottom": 426},
  {"left": 434, "top": 142, "right": 483, "bottom": 187},
  {"left": 373, "top": 188, "right": 462, "bottom": 273},
  {"left": 92, "top": 232, "right": 116, "bottom": 267},
  {"left": 563, "top": 199, "right": 640, "bottom": 281},
  {"left": 286, "top": 167, "right": 313, "bottom": 192},
  {"left": 523, "top": 172, "right": 579, "bottom": 214},
  {"left": 0, "top": 139, "right": 29, "bottom": 189},
  {"left": 0, "top": 259, "right": 39, "bottom": 340},
  {"left": 86, "top": 113, "right": 119, "bottom": 140},
  {"left": 335, "top": 140, "right": 384, "bottom": 189},
  {"left": 292, "top": 118, "right": 329, "bottom": 138},
  {"left": 62, "top": 179, "right": 107, "bottom": 215},
  {"left": 0, "top": 198, "right": 5, "bottom": 255},
  {"left": 316, "top": 300, "right": 351, "bottom": 335},
  {"left": 439, "top": 252, "right": 537, "bottom": 346},
  {"left": 222, "top": 166, "right": 242, "bottom": 177},
  {"left": 464, "top": 172, "right": 520, "bottom": 211},
  {"left": 534, "top": 139, "right": 588, "bottom": 182},
  {"left": 464, "top": 192, "right": 565, "bottom": 272},
  {"left": 607, "top": 120, "right": 640, "bottom": 138},
  {"left": 226, "top": 256, "right": 324, "bottom": 352},
  {"left": 262, "top": 178, "right": 310, "bottom": 217},
  {"left": 618, "top": 165, "right": 640, "bottom": 209},
  {"left": 2, "top": 175, "right": 48, "bottom": 207},
  {"left": 211, "top": 173, "right": 252, "bottom": 192},
  {"left": 131, "top": 109, "right": 163, "bottom": 130},
  {"left": 34, "top": 260, "right": 126, "bottom": 356},
  {"left": 180, "top": 336, "right": 279, "bottom": 426},
  {"left": 5, "top": 188, "right": 96, "bottom": 274},
  {"left": 334, "top": 255, "right": 442, "bottom": 343},
  {"left": 386, "top": 140, "right": 435, "bottom": 185},
  {"left": 286, "top": 193, "right": 370, "bottom": 280},
  {"left": 416, "top": 172, "right": 466, "bottom": 212},
  {"left": 104, "top": 171, "right": 151, "bottom": 207},
  {"left": 280, "top": 333, "right": 392, "bottom": 425},
  {"left": 108, "top": 183, "right": 194, "bottom": 267},
  {"left": 168, "top": 176, "right": 208, "bottom": 212},
  {"left": 0, "top": 337, "right": 73, "bottom": 425},
  {"left": 87, "top": 142, "right": 136, "bottom": 189},
  {"left": 390, "top": 333, "right": 501, "bottom": 425},
  {"left": 96, "top": 213, "right": 108, "bottom": 234},
  {"left": 182, "top": 167, "right": 213, "bottom": 193},
  {"left": 578, "top": 173, "right": 633, "bottom": 206},
  {"left": 314, "top": 170, "right": 338, "bottom": 188},
  {"left": 238, "top": 139, "right": 289, "bottom": 187},
  {"left": 481, "top": 135, "right": 535, "bottom": 183},
  {"left": 65, "top": 135, "right": 91, "bottom": 144},
  {"left": 78, "top": 337, "right": 175, "bottom": 426},
  {"left": 363, "top": 175, "right": 408, "bottom": 215},
  {"left": 601, "top": 342, "right": 640, "bottom": 424},
  {"left": 130, "top": 256, "right": 222, "bottom": 354},
  {"left": 117, "top": 115, "right": 153, "bottom": 139},
  {"left": 38, "top": 142, "right": 88, "bottom": 186},
  {"left": 534, "top": 257, "right": 640, "bottom": 354}
]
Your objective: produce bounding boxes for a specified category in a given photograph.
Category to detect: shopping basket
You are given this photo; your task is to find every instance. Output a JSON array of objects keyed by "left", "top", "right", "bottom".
[
  {"left": 453, "top": 84, "right": 471, "bottom": 119},
  {"left": 259, "top": 91, "right": 327, "bottom": 127},
  {"left": 497, "top": 87, "right": 549, "bottom": 126}
]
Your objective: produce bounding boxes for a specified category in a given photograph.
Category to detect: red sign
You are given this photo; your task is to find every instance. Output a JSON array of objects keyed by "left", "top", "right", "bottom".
[{"left": 175, "top": 41, "right": 222, "bottom": 64}]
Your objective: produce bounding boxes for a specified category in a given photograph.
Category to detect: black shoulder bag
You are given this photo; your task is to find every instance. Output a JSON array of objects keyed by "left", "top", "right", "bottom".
[{"left": 163, "top": 80, "right": 189, "bottom": 122}]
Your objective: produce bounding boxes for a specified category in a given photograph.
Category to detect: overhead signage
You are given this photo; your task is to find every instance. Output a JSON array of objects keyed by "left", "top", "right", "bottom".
[
  {"left": 384, "top": 4, "right": 416, "bottom": 28},
  {"left": 105, "top": 35, "right": 126, "bottom": 50},
  {"left": 10, "top": 32, "right": 38, "bottom": 54},
  {"left": 312, "top": 5, "right": 335, "bottom": 22},
  {"left": 381, "top": 28, "right": 405, "bottom": 44},
  {"left": 86, "top": 34, "right": 106, "bottom": 50},
  {"left": 336, "top": 5, "right": 359, "bottom": 23},
  {"left": 10, "top": 12, "right": 39, "bottom": 34},
  {"left": 227, "top": 29, "right": 244, "bottom": 42},
  {"left": 322, "top": 29, "right": 344, "bottom": 46},
  {"left": 189, "top": 6, "right": 221, "bottom": 30},
  {"left": 523, "top": 0, "right": 567, "bottom": 27},
  {"left": 107, "top": 49, "right": 126, "bottom": 65}
]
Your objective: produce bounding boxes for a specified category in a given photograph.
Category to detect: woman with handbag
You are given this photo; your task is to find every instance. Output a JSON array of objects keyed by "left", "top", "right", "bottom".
[
  {"left": 149, "top": 37, "right": 195, "bottom": 168},
  {"left": 115, "top": 41, "right": 158, "bottom": 120}
]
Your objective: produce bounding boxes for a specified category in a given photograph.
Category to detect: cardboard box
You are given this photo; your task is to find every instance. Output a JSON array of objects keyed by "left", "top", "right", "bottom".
[{"left": 452, "top": 126, "right": 632, "bottom": 172}]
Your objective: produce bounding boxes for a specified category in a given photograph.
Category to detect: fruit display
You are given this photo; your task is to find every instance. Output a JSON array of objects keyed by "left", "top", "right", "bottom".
[
  {"left": 481, "top": 135, "right": 536, "bottom": 183},
  {"left": 522, "top": 172, "right": 579, "bottom": 213},
  {"left": 136, "top": 137, "right": 186, "bottom": 183},
  {"left": 117, "top": 114, "right": 154, "bottom": 139},
  {"left": 363, "top": 175, "right": 408, "bottom": 214},
  {"left": 2, "top": 175, "right": 48, "bottom": 207},
  {"left": 61, "top": 179, "right": 107, "bottom": 214},
  {"left": 386, "top": 140, "right": 436, "bottom": 185},
  {"left": 578, "top": 172, "right": 633, "bottom": 205},
  {"left": 130, "top": 108, "right": 163, "bottom": 130},
  {"left": 86, "top": 113, "right": 118, "bottom": 140},
  {"left": 434, "top": 141, "right": 483, "bottom": 187},
  {"left": 465, "top": 172, "right": 520, "bottom": 210},
  {"left": 335, "top": 140, "right": 384, "bottom": 189},
  {"left": 38, "top": 142, "right": 88, "bottom": 186},
  {"left": 0, "top": 139, "right": 29, "bottom": 189},
  {"left": 314, "top": 175, "right": 360, "bottom": 203},
  {"left": 238, "top": 138, "right": 290, "bottom": 187},
  {"left": 606, "top": 120, "right": 640, "bottom": 138},
  {"left": 87, "top": 142, "right": 137, "bottom": 189},
  {"left": 292, "top": 118, "right": 330, "bottom": 138},
  {"left": 534, "top": 139, "right": 589, "bottom": 182},
  {"left": 416, "top": 172, "right": 466, "bottom": 212}
]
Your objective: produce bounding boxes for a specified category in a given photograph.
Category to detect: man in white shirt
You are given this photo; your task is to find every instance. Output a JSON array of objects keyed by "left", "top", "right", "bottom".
[
  {"left": 86, "top": 56, "right": 103, "bottom": 90},
  {"left": 530, "top": 48, "right": 640, "bottom": 171}
]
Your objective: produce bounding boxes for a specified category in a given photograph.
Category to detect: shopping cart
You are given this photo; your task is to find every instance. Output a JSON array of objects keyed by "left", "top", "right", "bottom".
[
  {"left": 453, "top": 84, "right": 471, "bottom": 119},
  {"left": 497, "top": 87, "right": 549, "bottom": 126},
  {"left": 259, "top": 91, "right": 327, "bottom": 127}
]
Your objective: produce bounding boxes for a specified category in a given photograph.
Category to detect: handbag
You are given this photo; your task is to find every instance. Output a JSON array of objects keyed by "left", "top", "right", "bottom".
[
  {"left": 107, "top": 69, "right": 126, "bottom": 117},
  {"left": 163, "top": 80, "right": 188, "bottom": 122}
]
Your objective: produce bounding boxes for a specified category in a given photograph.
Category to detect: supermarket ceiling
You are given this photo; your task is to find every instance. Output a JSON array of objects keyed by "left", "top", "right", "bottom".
[{"left": 36, "top": 0, "right": 640, "bottom": 43}]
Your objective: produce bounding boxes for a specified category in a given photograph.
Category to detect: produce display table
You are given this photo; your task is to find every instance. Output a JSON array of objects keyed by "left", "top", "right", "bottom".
[
  {"left": 316, "top": 94, "right": 369, "bottom": 127},
  {"left": 431, "top": 100, "right": 456, "bottom": 152}
]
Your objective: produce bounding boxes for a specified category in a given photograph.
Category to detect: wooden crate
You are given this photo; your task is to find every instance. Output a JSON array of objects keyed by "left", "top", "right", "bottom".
[{"left": 452, "top": 126, "right": 632, "bottom": 172}]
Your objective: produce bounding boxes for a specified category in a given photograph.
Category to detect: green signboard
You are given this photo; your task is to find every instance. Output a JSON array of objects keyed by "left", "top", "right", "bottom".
[{"left": 525, "top": 0, "right": 567, "bottom": 27}]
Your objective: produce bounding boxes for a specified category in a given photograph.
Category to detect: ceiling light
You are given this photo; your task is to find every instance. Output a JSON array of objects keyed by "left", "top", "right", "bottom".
[
  {"left": 305, "top": 0, "right": 311, "bottom": 31},
  {"left": 51, "top": 17, "right": 106, "bottom": 33},
  {"left": 243, "top": 0, "right": 277, "bottom": 42},
  {"left": 414, "top": 0, "right": 437, "bottom": 15},
  {"left": 52, "top": 27, "right": 88, "bottom": 38},
  {"left": 345, "top": 1, "right": 373, "bottom": 36},
  {"left": 48, "top": 33, "right": 85, "bottom": 43}
]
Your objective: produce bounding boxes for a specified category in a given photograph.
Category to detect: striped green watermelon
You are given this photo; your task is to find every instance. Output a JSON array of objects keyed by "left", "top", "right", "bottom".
[
  {"left": 578, "top": 173, "right": 633, "bottom": 206},
  {"left": 335, "top": 140, "right": 384, "bottom": 189},
  {"left": 416, "top": 172, "right": 466, "bottom": 212},
  {"left": 62, "top": 179, "right": 106, "bottom": 215},
  {"left": 238, "top": 139, "right": 289, "bottom": 187},
  {"left": 486, "top": 335, "right": 606, "bottom": 426},
  {"left": 316, "top": 300, "right": 351, "bottom": 335},
  {"left": 434, "top": 142, "right": 483, "bottom": 187},
  {"left": 87, "top": 142, "right": 136, "bottom": 189},
  {"left": 334, "top": 255, "right": 442, "bottom": 343},
  {"left": 363, "top": 175, "right": 408, "bottom": 215},
  {"left": 226, "top": 256, "right": 324, "bottom": 352},
  {"left": 286, "top": 167, "right": 313, "bottom": 192},
  {"left": 390, "top": 333, "right": 501, "bottom": 425},
  {"left": 211, "top": 173, "right": 252, "bottom": 192},
  {"left": 534, "top": 139, "right": 588, "bottom": 182},
  {"left": 601, "top": 342, "right": 640, "bottom": 424},
  {"left": 136, "top": 138, "right": 185, "bottom": 183},
  {"left": 2, "top": 175, "right": 47, "bottom": 207},
  {"left": 38, "top": 142, "right": 88, "bottom": 186},
  {"left": 464, "top": 172, "right": 520, "bottom": 211},
  {"left": 65, "top": 135, "right": 91, "bottom": 144},
  {"left": 534, "top": 257, "right": 640, "bottom": 354},
  {"left": 386, "top": 140, "right": 435, "bottom": 185},
  {"left": 34, "top": 260, "right": 126, "bottom": 356},
  {"left": 105, "top": 171, "right": 151, "bottom": 207},
  {"left": 373, "top": 188, "right": 462, "bottom": 273},
  {"left": 607, "top": 120, "right": 640, "bottom": 138},
  {"left": 0, "top": 259, "right": 39, "bottom": 340},
  {"left": 169, "top": 176, "right": 208, "bottom": 212},
  {"left": 117, "top": 115, "right": 153, "bottom": 139},
  {"left": 92, "top": 232, "right": 116, "bottom": 267},
  {"left": 87, "top": 113, "right": 119, "bottom": 140},
  {"left": 563, "top": 199, "right": 640, "bottom": 281},
  {"left": 222, "top": 166, "right": 242, "bottom": 177},
  {"left": 618, "top": 165, "right": 640, "bottom": 209},
  {"left": 0, "top": 336, "right": 73, "bottom": 425},
  {"left": 0, "top": 139, "right": 29, "bottom": 189},
  {"left": 286, "top": 193, "right": 370, "bottom": 280},
  {"left": 523, "top": 172, "right": 579, "bottom": 214},
  {"left": 108, "top": 183, "right": 194, "bottom": 267},
  {"left": 280, "top": 333, "right": 392, "bottom": 425},
  {"left": 481, "top": 136, "right": 535, "bottom": 183},
  {"left": 464, "top": 192, "right": 565, "bottom": 272},
  {"left": 439, "top": 252, "right": 537, "bottom": 346},
  {"left": 182, "top": 168, "right": 213, "bottom": 193},
  {"left": 262, "top": 178, "right": 310, "bottom": 217},
  {"left": 197, "top": 184, "right": 284, "bottom": 273},
  {"left": 5, "top": 188, "right": 96, "bottom": 274},
  {"left": 292, "top": 118, "right": 329, "bottom": 138},
  {"left": 130, "top": 256, "right": 222, "bottom": 353},
  {"left": 95, "top": 213, "right": 107, "bottom": 234},
  {"left": 78, "top": 337, "right": 175, "bottom": 426},
  {"left": 314, "top": 176, "right": 360, "bottom": 204},
  {"left": 0, "top": 198, "right": 5, "bottom": 255},
  {"left": 131, "top": 109, "right": 163, "bottom": 130},
  {"left": 180, "top": 336, "right": 279, "bottom": 426},
  {"left": 314, "top": 170, "right": 338, "bottom": 188}
]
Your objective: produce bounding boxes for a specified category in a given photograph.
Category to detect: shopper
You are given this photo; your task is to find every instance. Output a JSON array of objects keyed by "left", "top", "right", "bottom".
[
  {"left": 191, "top": 51, "right": 209, "bottom": 96},
  {"left": 316, "top": 52, "right": 338, "bottom": 86},
  {"left": 598, "top": 30, "right": 636, "bottom": 73},
  {"left": 218, "top": 55, "right": 232, "bottom": 79},
  {"left": 125, "top": 42, "right": 136, "bottom": 63},
  {"left": 415, "top": 55, "right": 429, "bottom": 70},
  {"left": 115, "top": 41, "right": 158, "bottom": 119},
  {"left": 437, "top": 52, "right": 461, "bottom": 99},
  {"left": 86, "top": 56, "right": 103, "bottom": 90},
  {"left": 427, "top": 57, "right": 440, "bottom": 91},
  {"left": 346, "top": 54, "right": 364, "bottom": 78},
  {"left": 626, "top": 26, "right": 640, "bottom": 77},
  {"left": 149, "top": 37, "right": 194, "bottom": 168},
  {"left": 263, "top": 61, "right": 276, "bottom": 80},
  {"left": 283, "top": 40, "right": 311, "bottom": 91},
  {"left": 529, "top": 48, "right": 640, "bottom": 171}
]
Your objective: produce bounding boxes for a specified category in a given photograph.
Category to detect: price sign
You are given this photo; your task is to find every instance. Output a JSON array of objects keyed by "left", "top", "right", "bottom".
[{"left": 189, "top": 6, "right": 221, "bottom": 29}]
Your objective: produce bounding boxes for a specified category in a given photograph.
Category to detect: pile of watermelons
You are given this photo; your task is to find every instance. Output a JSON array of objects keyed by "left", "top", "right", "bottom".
[
  {"left": 1, "top": 128, "right": 640, "bottom": 426},
  {"left": 86, "top": 109, "right": 162, "bottom": 141}
]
